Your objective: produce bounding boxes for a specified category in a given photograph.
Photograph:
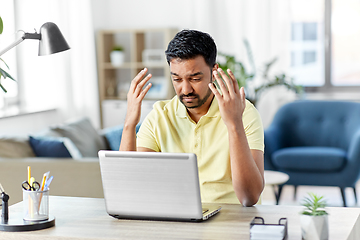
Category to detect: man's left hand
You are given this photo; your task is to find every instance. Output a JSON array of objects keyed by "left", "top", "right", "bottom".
[{"left": 209, "top": 68, "right": 246, "bottom": 128}]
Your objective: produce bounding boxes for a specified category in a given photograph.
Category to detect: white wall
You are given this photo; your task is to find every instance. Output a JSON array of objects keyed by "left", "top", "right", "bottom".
[
  {"left": 1, "top": 0, "right": 358, "bottom": 136},
  {"left": 91, "top": 0, "right": 195, "bottom": 30}
]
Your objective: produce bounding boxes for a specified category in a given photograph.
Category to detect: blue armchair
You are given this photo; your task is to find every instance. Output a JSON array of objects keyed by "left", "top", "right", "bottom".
[{"left": 264, "top": 100, "right": 360, "bottom": 206}]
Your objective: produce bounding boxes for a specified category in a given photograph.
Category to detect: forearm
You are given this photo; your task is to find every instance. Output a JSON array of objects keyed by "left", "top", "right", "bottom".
[
  {"left": 228, "top": 122, "right": 264, "bottom": 206},
  {"left": 119, "top": 67, "right": 152, "bottom": 152},
  {"left": 119, "top": 124, "right": 137, "bottom": 151}
]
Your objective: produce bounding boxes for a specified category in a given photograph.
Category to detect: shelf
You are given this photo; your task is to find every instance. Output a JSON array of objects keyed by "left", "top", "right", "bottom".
[{"left": 96, "top": 28, "right": 178, "bottom": 128}]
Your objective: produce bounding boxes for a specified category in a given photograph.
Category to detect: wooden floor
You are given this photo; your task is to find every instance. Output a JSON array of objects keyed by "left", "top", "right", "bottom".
[{"left": 262, "top": 181, "right": 360, "bottom": 207}]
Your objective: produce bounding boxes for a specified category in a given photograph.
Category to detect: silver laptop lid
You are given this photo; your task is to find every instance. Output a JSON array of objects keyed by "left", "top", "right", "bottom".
[{"left": 98, "top": 151, "right": 203, "bottom": 220}]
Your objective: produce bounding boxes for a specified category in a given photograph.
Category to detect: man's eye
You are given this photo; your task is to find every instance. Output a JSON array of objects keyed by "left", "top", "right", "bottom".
[
  {"left": 192, "top": 78, "right": 201, "bottom": 81},
  {"left": 173, "top": 78, "right": 181, "bottom": 82}
]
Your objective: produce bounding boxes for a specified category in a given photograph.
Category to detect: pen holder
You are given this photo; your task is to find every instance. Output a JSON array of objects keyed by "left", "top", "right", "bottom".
[{"left": 23, "top": 189, "right": 49, "bottom": 221}]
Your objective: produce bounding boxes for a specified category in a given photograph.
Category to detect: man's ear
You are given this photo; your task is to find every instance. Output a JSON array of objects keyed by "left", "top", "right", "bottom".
[{"left": 212, "top": 63, "right": 219, "bottom": 72}]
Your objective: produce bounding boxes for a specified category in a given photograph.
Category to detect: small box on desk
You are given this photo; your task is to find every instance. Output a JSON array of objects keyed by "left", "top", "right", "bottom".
[{"left": 250, "top": 216, "right": 287, "bottom": 240}]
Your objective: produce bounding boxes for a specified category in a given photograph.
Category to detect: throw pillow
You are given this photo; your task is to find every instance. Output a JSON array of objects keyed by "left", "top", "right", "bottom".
[
  {"left": 102, "top": 124, "right": 141, "bottom": 151},
  {"left": 50, "top": 117, "right": 107, "bottom": 157},
  {"left": 0, "top": 136, "right": 36, "bottom": 158},
  {"left": 29, "top": 136, "right": 82, "bottom": 158}
]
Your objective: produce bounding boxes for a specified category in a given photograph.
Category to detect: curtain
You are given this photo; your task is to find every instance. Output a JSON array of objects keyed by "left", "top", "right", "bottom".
[{"left": 192, "top": 0, "right": 293, "bottom": 127}]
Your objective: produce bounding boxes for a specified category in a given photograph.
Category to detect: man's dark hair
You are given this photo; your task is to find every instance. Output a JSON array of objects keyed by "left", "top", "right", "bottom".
[{"left": 165, "top": 29, "right": 217, "bottom": 68}]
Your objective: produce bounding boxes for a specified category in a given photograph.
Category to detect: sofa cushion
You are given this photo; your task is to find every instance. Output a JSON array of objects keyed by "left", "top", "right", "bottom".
[
  {"left": 272, "top": 147, "right": 346, "bottom": 172},
  {"left": 29, "top": 136, "right": 82, "bottom": 158},
  {"left": 49, "top": 117, "right": 107, "bottom": 157},
  {"left": 0, "top": 136, "right": 36, "bottom": 158},
  {"left": 102, "top": 124, "right": 141, "bottom": 151}
]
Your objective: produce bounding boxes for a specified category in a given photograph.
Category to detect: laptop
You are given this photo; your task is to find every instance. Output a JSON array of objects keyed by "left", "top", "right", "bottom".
[{"left": 98, "top": 150, "right": 221, "bottom": 222}]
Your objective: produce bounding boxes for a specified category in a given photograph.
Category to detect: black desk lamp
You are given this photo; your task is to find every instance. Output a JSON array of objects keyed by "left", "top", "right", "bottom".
[
  {"left": 0, "top": 183, "right": 9, "bottom": 223},
  {"left": 0, "top": 22, "right": 70, "bottom": 57}
]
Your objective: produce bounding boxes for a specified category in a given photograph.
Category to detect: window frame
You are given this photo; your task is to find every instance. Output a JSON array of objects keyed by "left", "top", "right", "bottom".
[{"left": 305, "top": 0, "right": 360, "bottom": 93}]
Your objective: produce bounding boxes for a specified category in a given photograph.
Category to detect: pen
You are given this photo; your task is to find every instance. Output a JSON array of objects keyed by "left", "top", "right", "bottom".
[{"left": 44, "top": 176, "right": 53, "bottom": 190}]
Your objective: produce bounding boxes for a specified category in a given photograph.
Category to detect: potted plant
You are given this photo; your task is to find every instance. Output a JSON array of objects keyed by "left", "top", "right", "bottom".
[
  {"left": 300, "top": 192, "right": 329, "bottom": 240},
  {"left": 110, "top": 45, "right": 125, "bottom": 66},
  {"left": 0, "top": 16, "right": 16, "bottom": 93},
  {"left": 217, "top": 39, "right": 302, "bottom": 106}
]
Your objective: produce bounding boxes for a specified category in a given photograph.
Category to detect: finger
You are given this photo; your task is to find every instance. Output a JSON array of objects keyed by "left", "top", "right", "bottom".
[
  {"left": 139, "top": 83, "right": 152, "bottom": 100},
  {"left": 240, "top": 87, "right": 246, "bottom": 102},
  {"left": 208, "top": 82, "right": 222, "bottom": 99},
  {"left": 130, "top": 68, "right": 148, "bottom": 93},
  {"left": 218, "top": 68, "right": 235, "bottom": 96},
  {"left": 213, "top": 70, "right": 228, "bottom": 96},
  {"left": 134, "top": 73, "right": 152, "bottom": 96},
  {"left": 227, "top": 69, "right": 240, "bottom": 94}
]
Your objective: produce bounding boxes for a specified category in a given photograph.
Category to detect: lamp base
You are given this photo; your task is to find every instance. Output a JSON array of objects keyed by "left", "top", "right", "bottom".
[{"left": 0, "top": 215, "right": 55, "bottom": 232}]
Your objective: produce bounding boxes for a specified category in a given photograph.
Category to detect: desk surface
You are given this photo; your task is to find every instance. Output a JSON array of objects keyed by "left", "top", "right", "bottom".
[{"left": 1, "top": 196, "right": 360, "bottom": 240}]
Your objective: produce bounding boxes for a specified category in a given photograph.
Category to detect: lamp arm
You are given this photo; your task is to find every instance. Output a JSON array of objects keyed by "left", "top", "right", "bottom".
[{"left": 0, "top": 32, "right": 41, "bottom": 57}]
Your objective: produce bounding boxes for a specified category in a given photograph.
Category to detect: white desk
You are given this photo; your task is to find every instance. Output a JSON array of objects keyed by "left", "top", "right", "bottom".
[{"left": 1, "top": 196, "right": 360, "bottom": 240}]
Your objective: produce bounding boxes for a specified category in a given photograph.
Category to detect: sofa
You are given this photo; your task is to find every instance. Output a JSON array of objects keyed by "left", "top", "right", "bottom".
[{"left": 0, "top": 117, "right": 128, "bottom": 206}]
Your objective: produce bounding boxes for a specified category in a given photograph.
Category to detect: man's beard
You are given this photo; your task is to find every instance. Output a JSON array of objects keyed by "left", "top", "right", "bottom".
[{"left": 179, "top": 88, "right": 213, "bottom": 109}]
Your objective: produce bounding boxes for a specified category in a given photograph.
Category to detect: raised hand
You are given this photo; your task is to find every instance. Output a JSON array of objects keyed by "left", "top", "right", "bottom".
[
  {"left": 124, "top": 68, "right": 152, "bottom": 127},
  {"left": 209, "top": 68, "right": 246, "bottom": 128}
]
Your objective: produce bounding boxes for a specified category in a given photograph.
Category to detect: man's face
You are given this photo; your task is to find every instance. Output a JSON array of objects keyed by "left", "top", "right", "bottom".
[{"left": 170, "top": 55, "right": 216, "bottom": 109}]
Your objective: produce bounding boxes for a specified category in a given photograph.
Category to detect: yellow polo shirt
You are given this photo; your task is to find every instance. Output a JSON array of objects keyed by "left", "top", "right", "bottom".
[{"left": 137, "top": 96, "right": 264, "bottom": 204}]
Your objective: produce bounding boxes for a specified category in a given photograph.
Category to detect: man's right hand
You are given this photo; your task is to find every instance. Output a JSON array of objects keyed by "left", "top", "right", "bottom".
[{"left": 124, "top": 68, "right": 152, "bottom": 127}]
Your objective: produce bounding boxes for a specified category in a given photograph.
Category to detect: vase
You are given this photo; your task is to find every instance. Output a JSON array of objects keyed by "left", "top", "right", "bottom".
[
  {"left": 110, "top": 51, "right": 125, "bottom": 66},
  {"left": 300, "top": 215, "right": 329, "bottom": 240}
]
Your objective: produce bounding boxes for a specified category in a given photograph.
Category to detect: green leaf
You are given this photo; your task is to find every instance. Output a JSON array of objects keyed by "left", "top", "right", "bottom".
[
  {"left": 0, "top": 83, "right": 7, "bottom": 93},
  {"left": 0, "top": 58, "right": 10, "bottom": 69},
  {"left": 0, "top": 68, "right": 16, "bottom": 81},
  {"left": 0, "top": 16, "right": 3, "bottom": 34},
  {"left": 300, "top": 192, "right": 328, "bottom": 216}
]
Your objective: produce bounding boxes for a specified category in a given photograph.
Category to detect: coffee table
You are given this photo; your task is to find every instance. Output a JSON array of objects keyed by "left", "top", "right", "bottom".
[{"left": 264, "top": 170, "right": 290, "bottom": 204}]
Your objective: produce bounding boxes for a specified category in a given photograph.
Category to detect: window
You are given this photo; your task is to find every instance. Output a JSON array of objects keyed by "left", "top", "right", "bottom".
[
  {"left": 0, "top": 0, "right": 18, "bottom": 109},
  {"left": 289, "top": 0, "right": 360, "bottom": 88},
  {"left": 331, "top": 0, "right": 360, "bottom": 86}
]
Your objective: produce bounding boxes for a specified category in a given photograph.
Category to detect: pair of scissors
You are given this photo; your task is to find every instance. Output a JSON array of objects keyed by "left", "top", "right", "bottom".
[{"left": 22, "top": 180, "right": 40, "bottom": 191}]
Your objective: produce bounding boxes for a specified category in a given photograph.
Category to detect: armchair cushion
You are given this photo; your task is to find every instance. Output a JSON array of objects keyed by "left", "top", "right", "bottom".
[{"left": 272, "top": 146, "right": 347, "bottom": 172}]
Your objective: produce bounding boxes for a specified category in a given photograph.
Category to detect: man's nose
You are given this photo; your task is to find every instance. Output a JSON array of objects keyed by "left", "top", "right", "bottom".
[{"left": 182, "top": 80, "right": 193, "bottom": 95}]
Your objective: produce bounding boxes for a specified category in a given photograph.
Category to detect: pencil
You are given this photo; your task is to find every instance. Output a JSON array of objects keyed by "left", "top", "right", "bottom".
[{"left": 28, "top": 166, "right": 31, "bottom": 183}]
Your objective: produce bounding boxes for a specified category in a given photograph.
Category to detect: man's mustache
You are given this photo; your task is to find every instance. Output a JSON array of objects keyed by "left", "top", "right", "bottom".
[{"left": 180, "top": 93, "right": 199, "bottom": 100}]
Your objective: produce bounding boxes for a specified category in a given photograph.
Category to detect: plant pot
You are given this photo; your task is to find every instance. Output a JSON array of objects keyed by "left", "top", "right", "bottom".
[
  {"left": 300, "top": 215, "right": 329, "bottom": 240},
  {"left": 110, "top": 51, "right": 125, "bottom": 66}
]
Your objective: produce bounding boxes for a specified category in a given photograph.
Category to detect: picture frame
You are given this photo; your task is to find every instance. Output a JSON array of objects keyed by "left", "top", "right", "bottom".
[{"left": 142, "top": 49, "right": 164, "bottom": 64}]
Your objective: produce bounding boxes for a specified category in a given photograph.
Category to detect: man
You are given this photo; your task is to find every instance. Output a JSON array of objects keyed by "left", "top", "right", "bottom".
[{"left": 120, "top": 30, "right": 264, "bottom": 206}]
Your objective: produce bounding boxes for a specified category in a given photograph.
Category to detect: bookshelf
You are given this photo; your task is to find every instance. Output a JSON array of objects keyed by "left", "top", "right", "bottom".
[{"left": 96, "top": 28, "right": 178, "bottom": 128}]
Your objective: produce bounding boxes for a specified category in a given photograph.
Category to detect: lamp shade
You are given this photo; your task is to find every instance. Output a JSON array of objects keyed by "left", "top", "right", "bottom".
[{"left": 38, "top": 22, "right": 70, "bottom": 56}]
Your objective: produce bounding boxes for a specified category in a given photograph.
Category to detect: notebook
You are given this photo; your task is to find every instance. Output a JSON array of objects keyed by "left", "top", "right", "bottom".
[{"left": 98, "top": 150, "right": 221, "bottom": 222}]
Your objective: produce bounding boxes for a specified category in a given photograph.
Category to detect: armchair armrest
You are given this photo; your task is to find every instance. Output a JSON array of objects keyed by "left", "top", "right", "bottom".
[
  {"left": 347, "top": 128, "right": 360, "bottom": 164},
  {"left": 264, "top": 125, "right": 283, "bottom": 170}
]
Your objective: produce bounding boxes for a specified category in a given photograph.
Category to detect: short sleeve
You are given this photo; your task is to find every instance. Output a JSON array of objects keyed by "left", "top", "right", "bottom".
[
  {"left": 242, "top": 101, "right": 264, "bottom": 152},
  {"left": 136, "top": 109, "right": 161, "bottom": 152}
]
